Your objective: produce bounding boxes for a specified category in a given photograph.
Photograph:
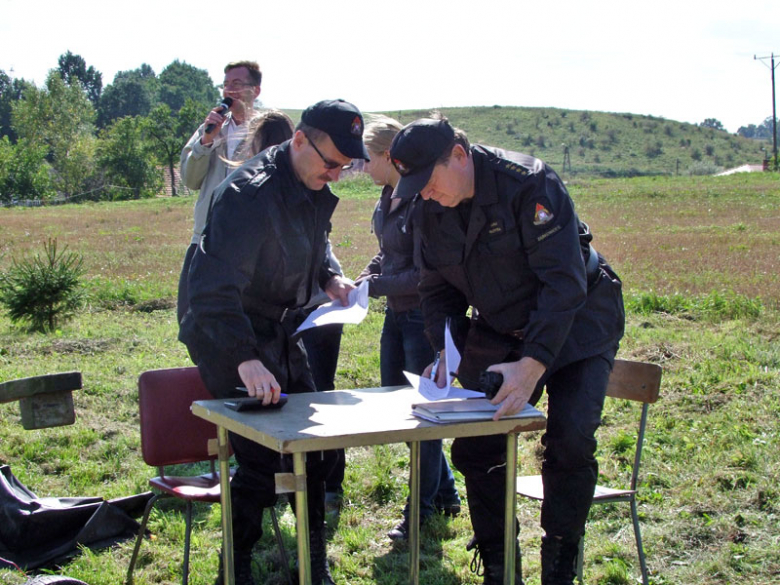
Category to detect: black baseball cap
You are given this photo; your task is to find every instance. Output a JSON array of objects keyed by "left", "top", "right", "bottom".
[
  {"left": 300, "top": 99, "right": 370, "bottom": 161},
  {"left": 389, "top": 118, "right": 455, "bottom": 199}
]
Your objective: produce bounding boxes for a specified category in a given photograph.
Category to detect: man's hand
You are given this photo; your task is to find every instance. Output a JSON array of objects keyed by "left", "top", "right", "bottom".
[
  {"left": 488, "top": 357, "right": 546, "bottom": 420},
  {"left": 237, "top": 359, "right": 281, "bottom": 405},
  {"left": 200, "top": 107, "right": 228, "bottom": 146},
  {"left": 325, "top": 275, "right": 355, "bottom": 306},
  {"left": 421, "top": 350, "right": 448, "bottom": 388}
]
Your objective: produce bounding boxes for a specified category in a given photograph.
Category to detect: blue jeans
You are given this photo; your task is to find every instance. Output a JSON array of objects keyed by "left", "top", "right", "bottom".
[{"left": 381, "top": 307, "right": 461, "bottom": 517}]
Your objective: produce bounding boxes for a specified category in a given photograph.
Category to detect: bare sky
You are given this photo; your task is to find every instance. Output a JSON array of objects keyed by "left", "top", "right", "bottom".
[{"left": 2, "top": 0, "right": 777, "bottom": 133}]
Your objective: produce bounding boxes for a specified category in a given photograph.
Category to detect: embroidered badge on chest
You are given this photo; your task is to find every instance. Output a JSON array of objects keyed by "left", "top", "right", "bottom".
[{"left": 533, "top": 202, "right": 554, "bottom": 226}]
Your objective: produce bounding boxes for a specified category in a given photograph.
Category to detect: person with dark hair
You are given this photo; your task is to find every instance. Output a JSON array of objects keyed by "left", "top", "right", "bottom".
[
  {"left": 389, "top": 115, "right": 625, "bottom": 585},
  {"left": 177, "top": 60, "right": 262, "bottom": 323},
  {"left": 357, "top": 114, "right": 461, "bottom": 540},
  {"left": 179, "top": 99, "right": 370, "bottom": 585}
]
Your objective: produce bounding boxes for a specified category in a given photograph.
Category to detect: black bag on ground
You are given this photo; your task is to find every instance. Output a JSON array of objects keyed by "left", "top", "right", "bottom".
[{"left": 0, "top": 465, "right": 150, "bottom": 570}]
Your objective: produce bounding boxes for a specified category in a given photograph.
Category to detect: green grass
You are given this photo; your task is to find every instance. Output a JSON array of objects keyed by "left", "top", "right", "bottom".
[{"left": 1, "top": 174, "right": 780, "bottom": 584}]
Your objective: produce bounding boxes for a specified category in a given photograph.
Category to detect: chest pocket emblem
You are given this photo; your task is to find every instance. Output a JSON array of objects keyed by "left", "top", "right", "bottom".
[{"left": 533, "top": 203, "right": 554, "bottom": 226}]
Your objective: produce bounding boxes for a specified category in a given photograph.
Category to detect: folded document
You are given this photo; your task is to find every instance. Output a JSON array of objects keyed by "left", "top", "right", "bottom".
[{"left": 412, "top": 399, "right": 542, "bottom": 424}]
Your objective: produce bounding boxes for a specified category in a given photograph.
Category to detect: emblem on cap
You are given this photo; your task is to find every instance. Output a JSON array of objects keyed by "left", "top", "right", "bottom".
[
  {"left": 533, "top": 202, "right": 554, "bottom": 226},
  {"left": 351, "top": 116, "right": 363, "bottom": 136},
  {"left": 392, "top": 158, "right": 411, "bottom": 176}
]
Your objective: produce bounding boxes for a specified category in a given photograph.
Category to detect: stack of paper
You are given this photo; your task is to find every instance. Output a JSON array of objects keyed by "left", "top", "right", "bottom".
[{"left": 412, "top": 399, "right": 541, "bottom": 424}]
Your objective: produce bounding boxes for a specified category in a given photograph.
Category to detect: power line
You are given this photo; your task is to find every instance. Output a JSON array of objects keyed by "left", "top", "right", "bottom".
[{"left": 754, "top": 53, "right": 779, "bottom": 171}]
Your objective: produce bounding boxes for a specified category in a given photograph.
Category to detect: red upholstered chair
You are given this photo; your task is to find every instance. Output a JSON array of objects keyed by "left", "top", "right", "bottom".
[{"left": 125, "top": 367, "right": 289, "bottom": 585}]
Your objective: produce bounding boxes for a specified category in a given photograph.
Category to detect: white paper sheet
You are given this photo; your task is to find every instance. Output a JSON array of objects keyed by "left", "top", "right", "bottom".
[
  {"left": 408, "top": 318, "right": 465, "bottom": 399},
  {"left": 444, "top": 317, "right": 460, "bottom": 389},
  {"left": 294, "top": 279, "right": 369, "bottom": 334},
  {"left": 403, "top": 372, "right": 483, "bottom": 401}
]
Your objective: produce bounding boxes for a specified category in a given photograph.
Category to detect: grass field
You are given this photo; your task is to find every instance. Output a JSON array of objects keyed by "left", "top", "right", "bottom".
[{"left": 1, "top": 172, "right": 779, "bottom": 584}]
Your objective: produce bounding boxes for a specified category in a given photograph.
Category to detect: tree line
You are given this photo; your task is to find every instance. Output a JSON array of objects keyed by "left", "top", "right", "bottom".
[{"left": 0, "top": 51, "right": 221, "bottom": 203}]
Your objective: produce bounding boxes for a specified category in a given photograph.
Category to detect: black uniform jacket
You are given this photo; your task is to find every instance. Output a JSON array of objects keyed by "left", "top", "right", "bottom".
[
  {"left": 357, "top": 184, "right": 420, "bottom": 313},
  {"left": 179, "top": 141, "right": 339, "bottom": 372},
  {"left": 416, "top": 145, "right": 624, "bottom": 375}
]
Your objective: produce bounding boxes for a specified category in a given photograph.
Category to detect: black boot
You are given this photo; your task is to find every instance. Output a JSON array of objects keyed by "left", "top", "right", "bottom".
[
  {"left": 309, "top": 526, "right": 336, "bottom": 585},
  {"left": 214, "top": 549, "right": 257, "bottom": 585},
  {"left": 467, "top": 536, "right": 525, "bottom": 585},
  {"left": 541, "top": 535, "right": 580, "bottom": 585}
]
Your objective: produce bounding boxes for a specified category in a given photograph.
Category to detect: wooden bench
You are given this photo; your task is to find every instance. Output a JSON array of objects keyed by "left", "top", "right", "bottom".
[{"left": 0, "top": 372, "right": 82, "bottom": 429}]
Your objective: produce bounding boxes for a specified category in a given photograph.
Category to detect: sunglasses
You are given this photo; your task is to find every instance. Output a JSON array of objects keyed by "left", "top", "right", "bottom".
[{"left": 305, "top": 134, "right": 354, "bottom": 171}]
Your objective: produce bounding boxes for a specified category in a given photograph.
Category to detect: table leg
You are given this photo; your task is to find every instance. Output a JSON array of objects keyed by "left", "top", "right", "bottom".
[
  {"left": 408, "top": 440, "right": 420, "bottom": 585},
  {"left": 504, "top": 432, "right": 519, "bottom": 585},
  {"left": 294, "top": 452, "right": 311, "bottom": 585},
  {"left": 217, "top": 426, "right": 234, "bottom": 585}
]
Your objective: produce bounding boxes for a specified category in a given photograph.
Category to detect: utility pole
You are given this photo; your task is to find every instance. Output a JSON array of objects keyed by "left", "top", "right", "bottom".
[{"left": 755, "top": 53, "right": 779, "bottom": 171}]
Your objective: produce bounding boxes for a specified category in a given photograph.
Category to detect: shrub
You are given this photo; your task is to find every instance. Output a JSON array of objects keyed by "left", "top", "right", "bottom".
[
  {"left": 0, "top": 238, "right": 86, "bottom": 332},
  {"left": 686, "top": 161, "right": 723, "bottom": 176},
  {"left": 645, "top": 142, "right": 663, "bottom": 158},
  {"left": 625, "top": 290, "right": 762, "bottom": 321}
]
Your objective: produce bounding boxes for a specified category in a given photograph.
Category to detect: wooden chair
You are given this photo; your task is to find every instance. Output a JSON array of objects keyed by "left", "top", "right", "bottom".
[
  {"left": 515, "top": 359, "right": 662, "bottom": 585},
  {"left": 125, "top": 367, "right": 290, "bottom": 585}
]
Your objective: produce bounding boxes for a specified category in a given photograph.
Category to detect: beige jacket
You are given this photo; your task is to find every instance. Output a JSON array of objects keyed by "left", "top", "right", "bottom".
[{"left": 180, "top": 121, "right": 231, "bottom": 245}]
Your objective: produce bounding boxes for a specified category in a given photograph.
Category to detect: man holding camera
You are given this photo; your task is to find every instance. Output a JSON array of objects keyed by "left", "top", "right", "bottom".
[{"left": 389, "top": 115, "right": 625, "bottom": 585}]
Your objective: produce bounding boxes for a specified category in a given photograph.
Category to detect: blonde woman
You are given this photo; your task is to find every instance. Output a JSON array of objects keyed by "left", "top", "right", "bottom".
[{"left": 356, "top": 115, "right": 461, "bottom": 540}]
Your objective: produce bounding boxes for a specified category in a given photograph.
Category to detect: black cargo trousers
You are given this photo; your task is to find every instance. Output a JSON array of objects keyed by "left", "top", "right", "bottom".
[
  {"left": 190, "top": 316, "right": 337, "bottom": 553},
  {"left": 450, "top": 322, "right": 616, "bottom": 547}
]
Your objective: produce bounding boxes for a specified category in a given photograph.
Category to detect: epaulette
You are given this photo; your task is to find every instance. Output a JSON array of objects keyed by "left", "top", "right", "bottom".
[
  {"left": 246, "top": 166, "right": 274, "bottom": 189},
  {"left": 478, "top": 145, "right": 539, "bottom": 182},
  {"left": 494, "top": 158, "right": 531, "bottom": 180}
]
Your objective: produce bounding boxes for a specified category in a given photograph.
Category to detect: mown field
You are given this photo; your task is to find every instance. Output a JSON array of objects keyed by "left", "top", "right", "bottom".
[{"left": 0, "top": 172, "right": 779, "bottom": 585}]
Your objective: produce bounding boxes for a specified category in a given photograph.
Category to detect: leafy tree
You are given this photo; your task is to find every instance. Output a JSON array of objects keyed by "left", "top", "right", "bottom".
[
  {"left": 0, "top": 136, "right": 55, "bottom": 202},
  {"left": 141, "top": 99, "right": 207, "bottom": 196},
  {"left": 700, "top": 118, "right": 725, "bottom": 131},
  {"left": 158, "top": 60, "right": 218, "bottom": 113},
  {"left": 98, "top": 116, "right": 162, "bottom": 199},
  {"left": 57, "top": 51, "right": 103, "bottom": 106},
  {"left": 12, "top": 72, "right": 97, "bottom": 197},
  {"left": 0, "top": 238, "right": 85, "bottom": 332},
  {"left": 97, "top": 64, "right": 159, "bottom": 128},
  {"left": 0, "top": 70, "right": 33, "bottom": 142},
  {"left": 737, "top": 124, "right": 759, "bottom": 139},
  {"left": 737, "top": 117, "right": 778, "bottom": 140}
]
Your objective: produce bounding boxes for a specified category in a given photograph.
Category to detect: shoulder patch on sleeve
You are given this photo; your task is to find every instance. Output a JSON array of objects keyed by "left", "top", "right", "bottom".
[{"left": 533, "top": 202, "right": 554, "bottom": 226}]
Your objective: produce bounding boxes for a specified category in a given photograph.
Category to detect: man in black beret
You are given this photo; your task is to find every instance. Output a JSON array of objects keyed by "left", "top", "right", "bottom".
[{"left": 180, "top": 99, "right": 370, "bottom": 585}]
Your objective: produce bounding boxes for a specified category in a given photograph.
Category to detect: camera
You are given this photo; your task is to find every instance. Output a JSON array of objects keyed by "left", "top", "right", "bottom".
[{"left": 477, "top": 370, "right": 504, "bottom": 399}]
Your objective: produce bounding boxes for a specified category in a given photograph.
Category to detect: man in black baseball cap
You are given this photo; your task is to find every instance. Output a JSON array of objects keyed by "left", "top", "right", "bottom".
[
  {"left": 300, "top": 98, "right": 371, "bottom": 161},
  {"left": 180, "top": 99, "right": 369, "bottom": 585},
  {"left": 389, "top": 113, "right": 625, "bottom": 585},
  {"left": 389, "top": 117, "right": 456, "bottom": 201}
]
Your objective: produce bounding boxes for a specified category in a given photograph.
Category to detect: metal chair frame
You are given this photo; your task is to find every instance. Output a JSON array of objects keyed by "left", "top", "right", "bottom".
[
  {"left": 125, "top": 367, "right": 291, "bottom": 585},
  {"left": 516, "top": 359, "right": 662, "bottom": 585}
]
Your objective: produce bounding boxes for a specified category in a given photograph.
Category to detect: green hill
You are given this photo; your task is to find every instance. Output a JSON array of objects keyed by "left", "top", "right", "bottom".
[{"left": 287, "top": 105, "right": 769, "bottom": 178}]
